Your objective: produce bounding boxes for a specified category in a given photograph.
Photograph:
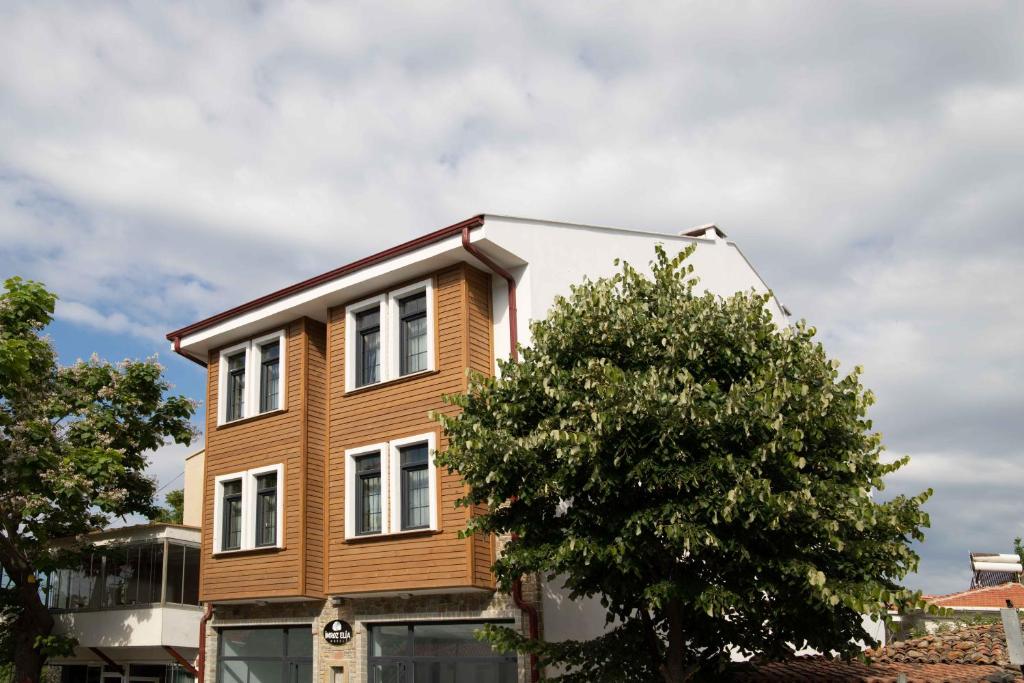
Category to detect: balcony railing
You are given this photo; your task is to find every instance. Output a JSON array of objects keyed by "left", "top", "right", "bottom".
[{"left": 44, "top": 539, "right": 199, "bottom": 611}]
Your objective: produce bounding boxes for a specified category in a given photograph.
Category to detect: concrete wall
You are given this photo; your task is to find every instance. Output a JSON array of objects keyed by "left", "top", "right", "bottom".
[
  {"left": 183, "top": 449, "right": 205, "bottom": 528},
  {"left": 54, "top": 604, "right": 203, "bottom": 649}
]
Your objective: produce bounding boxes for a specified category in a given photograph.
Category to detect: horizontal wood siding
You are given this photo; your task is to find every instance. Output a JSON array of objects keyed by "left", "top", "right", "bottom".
[
  {"left": 326, "top": 264, "right": 495, "bottom": 594},
  {"left": 200, "top": 320, "right": 306, "bottom": 602},
  {"left": 466, "top": 267, "right": 497, "bottom": 589},
  {"left": 304, "top": 318, "right": 327, "bottom": 597}
]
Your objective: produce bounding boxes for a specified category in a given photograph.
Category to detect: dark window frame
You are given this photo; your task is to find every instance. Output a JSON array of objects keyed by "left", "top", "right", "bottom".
[
  {"left": 398, "top": 291, "right": 428, "bottom": 376},
  {"left": 225, "top": 351, "right": 246, "bottom": 422},
  {"left": 254, "top": 472, "right": 278, "bottom": 548},
  {"left": 355, "top": 452, "right": 383, "bottom": 536},
  {"left": 221, "top": 479, "right": 243, "bottom": 551},
  {"left": 399, "top": 444, "right": 430, "bottom": 531},
  {"left": 366, "top": 620, "right": 517, "bottom": 683},
  {"left": 355, "top": 307, "right": 381, "bottom": 388},
  {"left": 258, "top": 340, "right": 281, "bottom": 413},
  {"left": 216, "top": 625, "right": 313, "bottom": 683}
]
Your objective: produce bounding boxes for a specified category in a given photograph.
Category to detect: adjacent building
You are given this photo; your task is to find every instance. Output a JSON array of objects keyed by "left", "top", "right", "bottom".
[
  {"left": 164, "top": 215, "right": 784, "bottom": 683},
  {"left": 44, "top": 451, "right": 206, "bottom": 682}
]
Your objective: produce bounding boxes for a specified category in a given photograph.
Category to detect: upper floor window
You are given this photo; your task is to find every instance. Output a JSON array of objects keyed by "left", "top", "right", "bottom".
[
  {"left": 344, "top": 433, "right": 438, "bottom": 539},
  {"left": 217, "top": 330, "right": 286, "bottom": 425},
  {"left": 399, "top": 292, "right": 428, "bottom": 375},
  {"left": 344, "top": 279, "right": 435, "bottom": 392},
  {"left": 213, "top": 464, "right": 284, "bottom": 554},
  {"left": 355, "top": 453, "right": 382, "bottom": 535},
  {"left": 255, "top": 472, "right": 278, "bottom": 547},
  {"left": 399, "top": 443, "right": 429, "bottom": 530},
  {"left": 221, "top": 479, "right": 243, "bottom": 551},
  {"left": 356, "top": 308, "right": 381, "bottom": 387}
]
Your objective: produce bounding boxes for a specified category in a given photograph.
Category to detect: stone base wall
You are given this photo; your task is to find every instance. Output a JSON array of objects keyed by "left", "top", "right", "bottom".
[{"left": 202, "top": 583, "right": 542, "bottom": 683}]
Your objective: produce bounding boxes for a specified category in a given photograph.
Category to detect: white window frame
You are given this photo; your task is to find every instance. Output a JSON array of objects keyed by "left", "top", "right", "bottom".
[
  {"left": 389, "top": 432, "right": 439, "bottom": 534},
  {"left": 213, "top": 463, "right": 285, "bottom": 554},
  {"left": 344, "top": 279, "right": 435, "bottom": 392},
  {"left": 388, "top": 279, "right": 435, "bottom": 381},
  {"left": 344, "top": 443, "right": 389, "bottom": 539},
  {"left": 345, "top": 294, "right": 386, "bottom": 392},
  {"left": 343, "top": 432, "right": 438, "bottom": 539},
  {"left": 217, "top": 329, "right": 286, "bottom": 425},
  {"left": 217, "top": 340, "right": 251, "bottom": 426}
]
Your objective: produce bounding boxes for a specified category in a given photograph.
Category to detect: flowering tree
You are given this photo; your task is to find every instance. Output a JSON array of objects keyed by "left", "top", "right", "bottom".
[
  {"left": 0, "top": 277, "right": 196, "bottom": 682},
  {"left": 436, "top": 246, "right": 932, "bottom": 682}
]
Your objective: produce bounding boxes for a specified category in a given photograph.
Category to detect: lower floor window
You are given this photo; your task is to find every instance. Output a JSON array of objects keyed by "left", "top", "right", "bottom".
[
  {"left": 368, "top": 621, "right": 517, "bottom": 683},
  {"left": 218, "top": 626, "right": 313, "bottom": 683}
]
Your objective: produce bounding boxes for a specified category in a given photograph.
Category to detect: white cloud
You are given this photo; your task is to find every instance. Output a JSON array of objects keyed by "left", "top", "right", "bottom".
[{"left": 1, "top": 1, "right": 1021, "bottom": 593}]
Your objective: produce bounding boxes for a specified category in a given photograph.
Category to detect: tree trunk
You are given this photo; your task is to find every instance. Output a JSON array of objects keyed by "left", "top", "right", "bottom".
[
  {"left": 11, "top": 578, "right": 55, "bottom": 683},
  {"left": 660, "top": 599, "right": 691, "bottom": 683}
]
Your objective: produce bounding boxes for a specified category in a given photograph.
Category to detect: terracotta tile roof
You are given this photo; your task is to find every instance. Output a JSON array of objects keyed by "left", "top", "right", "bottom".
[
  {"left": 731, "top": 658, "right": 1019, "bottom": 682},
  {"left": 924, "top": 583, "right": 1024, "bottom": 609},
  {"left": 732, "top": 622, "right": 1023, "bottom": 682},
  {"left": 870, "top": 622, "right": 1012, "bottom": 667}
]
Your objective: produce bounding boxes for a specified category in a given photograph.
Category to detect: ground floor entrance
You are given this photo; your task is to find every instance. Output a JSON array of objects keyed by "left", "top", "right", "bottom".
[
  {"left": 217, "top": 626, "right": 313, "bottom": 683},
  {"left": 367, "top": 621, "right": 517, "bottom": 683}
]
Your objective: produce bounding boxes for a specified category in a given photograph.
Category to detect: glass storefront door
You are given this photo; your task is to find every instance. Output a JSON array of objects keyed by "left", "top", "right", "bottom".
[
  {"left": 368, "top": 622, "right": 518, "bottom": 683},
  {"left": 217, "top": 626, "right": 313, "bottom": 683}
]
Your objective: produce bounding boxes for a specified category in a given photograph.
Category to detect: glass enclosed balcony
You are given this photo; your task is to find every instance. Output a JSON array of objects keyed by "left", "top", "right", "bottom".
[{"left": 45, "top": 539, "right": 199, "bottom": 611}]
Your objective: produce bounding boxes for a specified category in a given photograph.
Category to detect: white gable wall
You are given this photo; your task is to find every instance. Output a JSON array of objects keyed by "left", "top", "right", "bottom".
[{"left": 478, "top": 215, "right": 786, "bottom": 369}]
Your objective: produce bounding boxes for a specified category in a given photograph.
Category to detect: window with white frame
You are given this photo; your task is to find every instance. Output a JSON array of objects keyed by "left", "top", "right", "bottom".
[
  {"left": 345, "top": 279, "right": 434, "bottom": 391},
  {"left": 345, "top": 432, "right": 437, "bottom": 538},
  {"left": 218, "top": 330, "right": 286, "bottom": 424},
  {"left": 213, "top": 464, "right": 284, "bottom": 553}
]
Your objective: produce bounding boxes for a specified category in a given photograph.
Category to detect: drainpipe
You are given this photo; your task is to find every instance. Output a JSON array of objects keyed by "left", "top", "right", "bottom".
[
  {"left": 460, "top": 226, "right": 539, "bottom": 682},
  {"left": 461, "top": 225, "right": 518, "bottom": 363},
  {"left": 196, "top": 603, "right": 214, "bottom": 683},
  {"left": 173, "top": 336, "right": 208, "bottom": 368}
]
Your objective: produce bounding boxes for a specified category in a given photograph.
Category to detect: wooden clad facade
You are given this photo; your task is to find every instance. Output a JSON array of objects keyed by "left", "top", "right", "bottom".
[{"left": 199, "top": 264, "right": 495, "bottom": 602}]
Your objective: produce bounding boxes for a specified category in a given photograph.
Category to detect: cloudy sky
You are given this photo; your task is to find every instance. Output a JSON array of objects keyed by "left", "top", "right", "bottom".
[{"left": 1, "top": 1, "right": 1021, "bottom": 593}]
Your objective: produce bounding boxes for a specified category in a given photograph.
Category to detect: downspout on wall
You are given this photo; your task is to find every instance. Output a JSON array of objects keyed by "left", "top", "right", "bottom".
[
  {"left": 196, "top": 603, "right": 214, "bottom": 683},
  {"left": 461, "top": 225, "right": 539, "bottom": 683}
]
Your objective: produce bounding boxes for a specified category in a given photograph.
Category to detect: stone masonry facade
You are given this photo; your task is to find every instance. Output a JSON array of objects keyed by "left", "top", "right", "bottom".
[{"left": 201, "top": 575, "right": 544, "bottom": 683}]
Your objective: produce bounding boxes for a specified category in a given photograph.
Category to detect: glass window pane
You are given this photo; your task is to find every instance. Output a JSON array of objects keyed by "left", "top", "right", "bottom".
[
  {"left": 400, "top": 445, "right": 428, "bottom": 467},
  {"left": 146, "top": 543, "right": 164, "bottom": 604},
  {"left": 256, "top": 473, "right": 277, "bottom": 547},
  {"left": 104, "top": 547, "right": 131, "bottom": 607},
  {"left": 259, "top": 342, "right": 280, "bottom": 412},
  {"left": 370, "top": 664, "right": 402, "bottom": 683},
  {"left": 182, "top": 546, "right": 199, "bottom": 605},
  {"left": 220, "top": 628, "right": 285, "bottom": 658},
  {"left": 403, "top": 467, "right": 429, "bottom": 529},
  {"left": 370, "top": 625, "right": 409, "bottom": 656},
  {"left": 165, "top": 544, "right": 184, "bottom": 604},
  {"left": 220, "top": 660, "right": 247, "bottom": 683},
  {"left": 245, "top": 660, "right": 281, "bottom": 683},
  {"left": 286, "top": 627, "right": 313, "bottom": 658},
  {"left": 291, "top": 661, "right": 312, "bottom": 683},
  {"left": 359, "top": 473, "right": 381, "bottom": 534},
  {"left": 226, "top": 351, "right": 246, "bottom": 421},
  {"left": 357, "top": 454, "right": 380, "bottom": 473},
  {"left": 413, "top": 623, "right": 498, "bottom": 657},
  {"left": 356, "top": 309, "right": 381, "bottom": 386},
  {"left": 400, "top": 293, "right": 426, "bottom": 317}
]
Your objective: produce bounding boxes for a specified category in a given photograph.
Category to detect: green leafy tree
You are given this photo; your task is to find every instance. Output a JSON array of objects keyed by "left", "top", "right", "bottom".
[
  {"left": 150, "top": 489, "right": 185, "bottom": 525},
  {"left": 0, "top": 277, "right": 196, "bottom": 682},
  {"left": 435, "top": 246, "right": 932, "bottom": 682}
]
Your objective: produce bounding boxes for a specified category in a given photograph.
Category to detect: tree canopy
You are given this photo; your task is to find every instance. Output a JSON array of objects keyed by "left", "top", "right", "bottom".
[
  {"left": 0, "top": 277, "right": 196, "bottom": 681},
  {"left": 435, "top": 245, "right": 931, "bottom": 682},
  {"left": 151, "top": 489, "right": 186, "bottom": 525}
]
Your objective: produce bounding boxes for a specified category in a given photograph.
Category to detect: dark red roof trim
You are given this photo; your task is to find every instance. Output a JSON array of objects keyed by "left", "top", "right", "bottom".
[{"left": 166, "top": 214, "right": 485, "bottom": 343}]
